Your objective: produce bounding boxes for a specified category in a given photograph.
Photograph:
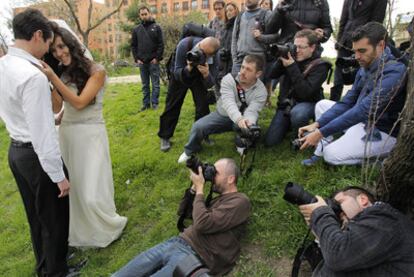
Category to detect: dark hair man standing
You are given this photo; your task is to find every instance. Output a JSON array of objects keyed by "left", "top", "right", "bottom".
[
  {"left": 0, "top": 9, "right": 71, "bottom": 276},
  {"left": 131, "top": 6, "right": 164, "bottom": 111},
  {"left": 330, "top": 0, "right": 387, "bottom": 101}
]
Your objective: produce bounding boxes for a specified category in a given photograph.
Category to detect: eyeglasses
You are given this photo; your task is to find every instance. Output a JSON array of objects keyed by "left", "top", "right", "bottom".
[{"left": 295, "top": 45, "right": 310, "bottom": 50}]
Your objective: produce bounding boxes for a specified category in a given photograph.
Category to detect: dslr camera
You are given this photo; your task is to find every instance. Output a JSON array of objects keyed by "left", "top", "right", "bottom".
[
  {"left": 218, "top": 48, "right": 231, "bottom": 62},
  {"left": 269, "top": 43, "right": 297, "bottom": 59},
  {"left": 186, "top": 156, "right": 217, "bottom": 182},
  {"left": 235, "top": 124, "right": 261, "bottom": 149},
  {"left": 291, "top": 131, "right": 310, "bottom": 151},
  {"left": 186, "top": 47, "right": 207, "bottom": 67},
  {"left": 278, "top": 97, "right": 296, "bottom": 116},
  {"left": 283, "top": 182, "right": 342, "bottom": 218},
  {"left": 335, "top": 55, "right": 359, "bottom": 85}
]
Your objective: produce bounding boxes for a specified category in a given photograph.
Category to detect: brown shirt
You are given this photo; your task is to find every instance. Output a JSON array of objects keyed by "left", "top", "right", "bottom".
[{"left": 180, "top": 192, "right": 251, "bottom": 276}]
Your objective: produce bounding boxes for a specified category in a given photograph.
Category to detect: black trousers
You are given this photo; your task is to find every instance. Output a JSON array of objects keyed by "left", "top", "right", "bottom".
[
  {"left": 158, "top": 77, "right": 210, "bottom": 139},
  {"left": 330, "top": 47, "right": 354, "bottom": 101},
  {"left": 8, "top": 144, "right": 69, "bottom": 277}
]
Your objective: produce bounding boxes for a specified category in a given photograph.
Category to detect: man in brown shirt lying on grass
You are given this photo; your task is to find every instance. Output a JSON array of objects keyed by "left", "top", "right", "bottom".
[{"left": 112, "top": 158, "right": 251, "bottom": 277}]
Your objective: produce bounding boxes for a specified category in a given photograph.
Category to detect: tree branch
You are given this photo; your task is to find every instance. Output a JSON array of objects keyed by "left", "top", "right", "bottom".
[
  {"left": 63, "top": 0, "right": 84, "bottom": 35},
  {"left": 87, "top": 0, "right": 93, "bottom": 30},
  {"left": 87, "top": 0, "right": 124, "bottom": 32}
]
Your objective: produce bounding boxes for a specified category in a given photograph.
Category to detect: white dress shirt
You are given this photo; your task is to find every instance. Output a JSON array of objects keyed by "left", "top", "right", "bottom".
[{"left": 0, "top": 47, "right": 65, "bottom": 183}]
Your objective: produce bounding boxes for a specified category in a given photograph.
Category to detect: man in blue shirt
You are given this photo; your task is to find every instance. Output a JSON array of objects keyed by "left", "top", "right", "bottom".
[{"left": 298, "top": 22, "right": 406, "bottom": 166}]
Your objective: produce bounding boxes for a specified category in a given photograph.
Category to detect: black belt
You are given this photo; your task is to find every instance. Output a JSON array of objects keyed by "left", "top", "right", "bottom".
[{"left": 11, "top": 139, "right": 33, "bottom": 148}]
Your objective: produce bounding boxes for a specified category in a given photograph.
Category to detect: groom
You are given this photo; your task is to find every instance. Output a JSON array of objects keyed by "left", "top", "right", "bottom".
[{"left": 0, "top": 9, "right": 71, "bottom": 276}]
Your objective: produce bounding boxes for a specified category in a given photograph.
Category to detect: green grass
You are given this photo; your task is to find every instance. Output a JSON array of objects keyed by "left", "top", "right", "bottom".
[
  {"left": 0, "top": 83, "right": 368, "bottom": 276},
  {"left": 106, "top": 65, "right": 140, "bottom": 77}
]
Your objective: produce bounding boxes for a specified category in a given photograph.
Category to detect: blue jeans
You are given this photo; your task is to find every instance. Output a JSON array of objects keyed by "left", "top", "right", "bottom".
[
  {"left": 112, "top": 236, "right": 197, "bottom": 277},
  {"left": 264, "top": 102, "right": 315, "bottom": 147},
  {"left": 139, "top": 63, "right": 160, "bottom": 107},
  {"left": 184, "top": 112, "right": 235, "bottom": 155}
]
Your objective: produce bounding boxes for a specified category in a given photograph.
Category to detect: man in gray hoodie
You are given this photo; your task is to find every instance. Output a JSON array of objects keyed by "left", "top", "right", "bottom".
[
  {"left": 231, "top": 0, "right": 272, "bottom": 75},
  {"left": 178, "top": 55, "right": 267, "bottom": 163}
]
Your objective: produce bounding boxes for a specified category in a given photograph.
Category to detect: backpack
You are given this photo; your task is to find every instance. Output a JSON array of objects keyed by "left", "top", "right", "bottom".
[{"left": 165, "top": 23, "right": 214, "bottom": 81}]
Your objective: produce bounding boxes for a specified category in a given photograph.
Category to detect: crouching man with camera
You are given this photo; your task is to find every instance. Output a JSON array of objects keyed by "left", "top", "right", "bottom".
[
  {"left": 112, "top": 158, "right": 251, "bottom": 277},
  {"left": 298, "top": 186, "right": 414, "bottom": 276},
  {"left": 298, "top": 22, "right": 406, "bottom": 166},
  {"left": 178, "top": 55, "right": 267, "bottom": 163},
  {"left": 264, "top": 29, "right": 331, "bottom": 147}
]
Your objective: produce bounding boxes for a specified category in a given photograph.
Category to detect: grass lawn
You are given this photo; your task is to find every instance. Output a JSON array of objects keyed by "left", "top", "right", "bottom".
[{"left": 0, "top": 82, "right": 368, "bottom": 276}]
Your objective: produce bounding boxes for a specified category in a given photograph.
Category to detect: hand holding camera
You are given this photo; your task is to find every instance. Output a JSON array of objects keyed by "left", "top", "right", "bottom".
[
  {"left": 237, "top": 118, "right": 251, "bottom": 130},
  {"left": 190, "top": 166, "right": 205, "bottom": 195},
  {"left": 299, "top": 196, "right": 327, "bottom": 225},
  {"left": 280, "top": 51, "right": 295, "bottom": 67}
]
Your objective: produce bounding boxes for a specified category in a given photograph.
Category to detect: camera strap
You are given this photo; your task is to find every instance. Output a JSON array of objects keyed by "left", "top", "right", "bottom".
[
  {"left": 291, "top": 229, "right": 323, "bottom": 277},
  {"left": 233, "top": 76, "right": 248, "bottom": 114}
]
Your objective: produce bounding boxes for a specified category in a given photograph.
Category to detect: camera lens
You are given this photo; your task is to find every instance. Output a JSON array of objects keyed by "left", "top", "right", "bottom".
[{"left": 283, "top": 182, "right": 317, "bottom": 205}]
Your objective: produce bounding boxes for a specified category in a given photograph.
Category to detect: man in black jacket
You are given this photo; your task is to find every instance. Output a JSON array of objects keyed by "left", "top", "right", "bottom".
[
  {"left": 131, "top": 6, "right": 164, "bottom": 111},
  {"left": 264, "top": 29, "right": 331, "bottom": 147},
  {"left": 330, "top": 0, "right": 387, "bottom": 101},
  {"left": 299, "top": 186, "right": 414, "bottom": 276},
  {"left": 264, "top": 0, "right": 332, "bottom": 45},
  {"left": 158, "top": 36, "right": 220, "bottom": 152}
]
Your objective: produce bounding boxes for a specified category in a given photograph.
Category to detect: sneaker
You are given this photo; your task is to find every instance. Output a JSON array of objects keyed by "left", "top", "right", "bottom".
[
  {"left": 236, "top": 146, "right": 246, "bottom": 156},
  {"left": 301, "top": 155, "right": 321, "bottom": 166},
  {"left": 160, "top": 138, "right": 171, "bottom": 152},
  {"left": 178, "top": 152, "right": 191, "bottom": 164}
]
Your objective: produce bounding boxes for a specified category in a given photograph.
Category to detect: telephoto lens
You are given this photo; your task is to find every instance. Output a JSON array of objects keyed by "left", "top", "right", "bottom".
[{"left": 283, "top": 182, "right": 317, "bottom": 205}]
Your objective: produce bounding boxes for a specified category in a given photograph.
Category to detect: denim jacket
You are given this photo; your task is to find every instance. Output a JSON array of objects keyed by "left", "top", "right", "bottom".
[{"left": 318, "top": 47, "right": 406, "bottom": 138}]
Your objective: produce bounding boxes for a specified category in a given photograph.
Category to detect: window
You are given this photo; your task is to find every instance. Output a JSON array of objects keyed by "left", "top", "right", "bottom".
[
  {"left": 110, "top": 47, "right": 114, "bottom": 55},
  {"left": 108, "top": 24, "right": 112, "bottom": 31},
  {"left": 182, "top": 1, "right": 189, "bottom": 10},
  {"left": 109, "top": 35, "right": 113, "bottom": 43},
  {"left": 174, "top": 2, "right": 180, "bottom": 11},
  {"left": 161, "top": 3, "right": 168, "bottom": 13},
  {"left": 202, "top": 0, "right": 209, "bottom": 9},
  {"left": 191, "top": 0, "right": 197, "bottom": 9}
]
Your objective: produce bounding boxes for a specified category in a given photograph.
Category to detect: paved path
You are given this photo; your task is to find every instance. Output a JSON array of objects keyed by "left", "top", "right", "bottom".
[{"left": 108, "top": 75, "right": 140, "bottom": 84}]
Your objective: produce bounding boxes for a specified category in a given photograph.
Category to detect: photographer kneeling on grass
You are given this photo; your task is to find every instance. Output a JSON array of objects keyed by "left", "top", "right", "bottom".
[
  {"left": 177, "top": 54, "right": 267, "bottom": 164},
  {"left": 112, "top": 158, "right": 251, "bottom": 277},
  {"left": 297, "top": 22, "right": 407, "bottom": 166},
  {"left": 299, "top": 186, "right": 414, "bottom": 276}
]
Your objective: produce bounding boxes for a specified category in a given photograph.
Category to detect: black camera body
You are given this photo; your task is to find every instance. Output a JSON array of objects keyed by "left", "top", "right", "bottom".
[
  {"left": 336, "top": 56, "right": 359, "bottom": 85},
  {"left": 283, "top": 182, "right": 342, "bottom": 218},
  {"left": 291, "top": 131, "right": 310, "bottom": 151},
  {"left": 186, "top": 156, "right": 217, "bottom": 182},
  {"left": 269, "top": 43, "right": 297, "bottom": 59},
  {"left": 218, "top": 48, "right": 231, "bottom": 62},
  {"left": 235, "top": 124, "right": 261, "bottom": 149},
  {"left": 186, "top": 48, "right": 207, "bottom": 67},
  {"left": 278, "top": 97, "right": 296, "bottom": 116}
]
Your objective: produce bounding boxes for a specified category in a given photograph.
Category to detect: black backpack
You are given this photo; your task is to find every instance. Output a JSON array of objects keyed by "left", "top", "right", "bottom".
[{"left": 165, "top": 23, "right": 215, "bottom": 81}]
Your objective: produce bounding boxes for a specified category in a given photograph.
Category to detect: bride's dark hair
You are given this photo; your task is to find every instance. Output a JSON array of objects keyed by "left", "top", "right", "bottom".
[{"left": 50, "top": 23, "right": 92, "bottom": 93}]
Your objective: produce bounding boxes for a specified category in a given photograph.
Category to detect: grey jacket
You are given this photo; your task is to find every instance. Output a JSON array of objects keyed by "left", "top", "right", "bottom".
[
  {"left": 216, "top": 73, "right": 267, "bottom": 124},
  {"left": 231, "top": 8, "right": 272, "bottom": 63}
]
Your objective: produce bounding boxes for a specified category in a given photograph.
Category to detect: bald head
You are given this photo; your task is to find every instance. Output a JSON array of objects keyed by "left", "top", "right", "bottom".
[
  {"left": 217, "top": 158, "right": 240, "bottom": 183},
  {"left": 199, "top": 37, "right": 220, "bottom": 56}
]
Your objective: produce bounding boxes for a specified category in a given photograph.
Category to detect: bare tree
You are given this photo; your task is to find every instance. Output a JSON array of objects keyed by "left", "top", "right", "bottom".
[
  {"left": 386, "top": 0, "right": 398, "bottom": 38},
  {"left": 376, "top": 23, "right": 414, "bottom": 217},
  {"left": 63, "top": 0, "right": 124, "bottom": 47}
]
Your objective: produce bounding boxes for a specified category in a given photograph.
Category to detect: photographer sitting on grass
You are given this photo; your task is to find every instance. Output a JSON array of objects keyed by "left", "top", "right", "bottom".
[
  {"left": 178, "top": 54, "right": 267, "bottom": 164},
  {"left": 299, "top": 186, "right": 414, "bottom": 276},
  {"left": 112, "top": 158, "right": 251, "bottom": 277}
]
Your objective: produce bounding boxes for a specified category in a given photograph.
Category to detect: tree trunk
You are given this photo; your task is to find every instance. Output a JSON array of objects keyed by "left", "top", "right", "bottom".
[{"left": 376, "top": 30, "right": 414, "bottom": 217}]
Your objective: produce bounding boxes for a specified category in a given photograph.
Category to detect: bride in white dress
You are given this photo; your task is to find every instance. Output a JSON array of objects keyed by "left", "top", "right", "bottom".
[{"left": 40, "top": 25, "right": 127, "bottom": 248}]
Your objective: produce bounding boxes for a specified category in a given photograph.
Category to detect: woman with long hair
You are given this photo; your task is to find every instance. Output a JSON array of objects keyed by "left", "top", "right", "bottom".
[
  {"left": 40, "top": 25, "right": 127, "bottom": 248},
  {"left": 216, "top": 2, "right": 240, "bottom": 90}
]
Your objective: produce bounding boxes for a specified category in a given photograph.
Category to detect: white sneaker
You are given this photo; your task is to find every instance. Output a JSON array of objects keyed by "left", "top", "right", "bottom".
[
  {"left": 236, "top": 146, "right": 246, "bottom": 156},
  {"left": 178, "top": 152, "right": 191, "bottom": 164}
]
